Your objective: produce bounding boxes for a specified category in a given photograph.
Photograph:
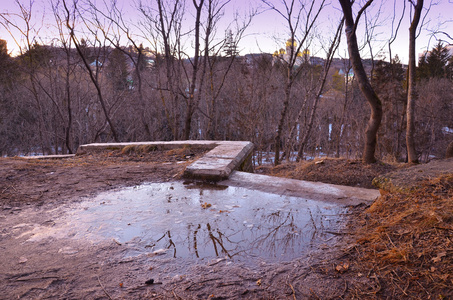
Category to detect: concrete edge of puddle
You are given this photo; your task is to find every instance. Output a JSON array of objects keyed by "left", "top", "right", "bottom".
[{"left": 220, "top": 171, "right": 380, "bottom": 207}]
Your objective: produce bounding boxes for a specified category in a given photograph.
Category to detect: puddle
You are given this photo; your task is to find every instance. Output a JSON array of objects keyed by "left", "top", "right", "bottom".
[{"left": 26, "top": 181, "right": 348, "bottom": 262}]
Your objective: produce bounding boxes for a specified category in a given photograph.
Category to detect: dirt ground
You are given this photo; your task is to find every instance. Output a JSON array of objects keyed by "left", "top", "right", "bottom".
[
  {"left": 1, "top": 151, "right": 452, "bottom": 299},
  {"left": 255, "top": 157, "right": 400, "bottom": 189},
  {"left": 0, "top": 148, "right": 206, "bottom": 208}
]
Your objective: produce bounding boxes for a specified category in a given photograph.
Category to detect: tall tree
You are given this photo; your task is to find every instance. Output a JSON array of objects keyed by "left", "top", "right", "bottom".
[
  {"left": 107, "top": 48, "right": 130, "bottom": 91},
  {"left": 338, "top": 0, "right": 382, "bottom": 163},
  {"left": 140, "top": 0, "right": 251, "bottom": 140},
  {"left": 406, "top": 0, "right": 423, "bottom": 163},
  {"left": 295, "top": 18, "right": 343, "bottom": 161},
  {"left": 262, "top": 0, "right": 327, "bottom": 165},
  {"left": 1, "top": 1, "right": 54, "bottom": 154},
  {"left": 418, "top": 42, "right": 451, "bottom": 79},
  {"left": 374, "top": 56, "right": 406, "bottom": 160},
  {"left": 89, "top": 0, "right": 153, "bottom": 139},
  {"left": 223, "top": 29, "right": 238, "bottom": 57},
  {"left": 62, "top": 0, "right": 120, "bottom": 142}
]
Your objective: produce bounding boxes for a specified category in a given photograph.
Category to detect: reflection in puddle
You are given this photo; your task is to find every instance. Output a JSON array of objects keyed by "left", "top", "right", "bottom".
[{"left": 40, "top": 182, "right": 347, "bottom": 262}]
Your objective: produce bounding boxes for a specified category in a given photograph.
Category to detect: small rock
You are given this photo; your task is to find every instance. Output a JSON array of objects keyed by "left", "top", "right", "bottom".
[
  {"left": 149, "top": 248, "right": 168, "bottom": 256},
  {"left": 58, "top": 247, "right": 78, "bottom": 255},
  {"left": 19, "top": 257, "right": 28, "bottom": 264}
]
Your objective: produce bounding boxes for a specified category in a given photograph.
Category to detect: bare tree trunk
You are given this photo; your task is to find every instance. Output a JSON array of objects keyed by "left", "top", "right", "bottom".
[
  {"left": 335, "top": 77, "right": 349, "bottom": 158},
  {"left": 62, "top": 0, "right": 119, "bottom": 143},
  {"left": 184, "top": 0, "right": 204, "bottom": 140},
  {"left": 263, "top": 0, "right": 327, "bottom": 165},
  {"left": 406, "top": 0, "right": 423, "bottom": 163},
  {"left": 446, "top": 141, "right": 453, "bottom": 158},
  {"left": 64, "top": 44, "right": 73, "bottom": 153},
  {"left": 339, "top": 0, "right": 382, "bottom": 163},
  {"left": 274, "top": 81, "right": 292, "bottom": 165},
  {"left": 156, "top": 0, "right": 181, "bottom": 140},
  {"left": 297, "top": 18, "right": 343, "bottom": 160}
]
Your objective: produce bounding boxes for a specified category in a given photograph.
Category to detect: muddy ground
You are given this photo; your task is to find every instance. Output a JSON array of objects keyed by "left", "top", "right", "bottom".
[{"left": 1, "top": 151, "right": 451, "bottom": 299}]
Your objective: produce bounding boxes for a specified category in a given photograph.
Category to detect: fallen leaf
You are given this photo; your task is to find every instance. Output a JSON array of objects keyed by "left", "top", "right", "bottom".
[
  {"left": 335, "top": 262, "right": 350, "bottom": 273},
  {"left": 439, "top": 274, "right": 449, "bottom": 281},
  {"left": 201, "top": 202, "right": 212, "bottom": 209},
  {"left": 432, "top": 252, "right": 447, "bottom": 263}
]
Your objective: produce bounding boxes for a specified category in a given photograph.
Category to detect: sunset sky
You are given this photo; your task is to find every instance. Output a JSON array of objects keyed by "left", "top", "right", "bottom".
[{"left": 1, "top": 0, "right": 452, "bottom": 63}]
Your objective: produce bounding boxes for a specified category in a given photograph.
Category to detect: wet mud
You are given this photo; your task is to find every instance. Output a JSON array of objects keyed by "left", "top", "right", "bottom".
[{"left": 1, "top": 181, "right": 361, "bottom": 299}]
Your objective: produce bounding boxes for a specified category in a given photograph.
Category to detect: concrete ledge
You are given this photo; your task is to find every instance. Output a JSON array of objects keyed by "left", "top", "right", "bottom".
[
  {"left": 21, "top": 154, "right": 76, "bottom": 160},
  {"left": 220, "top": 171, "right": 380, "bottom": 206},
  {"left": 76, "top": 140, "right": 254, "bottom": 181},
  {"left": 76, "top": 141, "right": 219, "bottom": 154},
  {"left": 183, "top": 141, "right": 254, "bottom": 181}
]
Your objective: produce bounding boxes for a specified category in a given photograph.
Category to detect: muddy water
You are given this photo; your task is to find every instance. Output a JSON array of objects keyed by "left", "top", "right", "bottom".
[{"left": 27, "top": 181, "right": 347, "bottom": 263}]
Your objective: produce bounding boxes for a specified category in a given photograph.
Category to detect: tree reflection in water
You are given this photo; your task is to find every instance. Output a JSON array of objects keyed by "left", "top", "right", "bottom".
[
  {"left": 74, "top": 182, "right": 346, "bottom": 262},
  {"left": 150, "top": 204, "right": 338, "bottom": 261}
]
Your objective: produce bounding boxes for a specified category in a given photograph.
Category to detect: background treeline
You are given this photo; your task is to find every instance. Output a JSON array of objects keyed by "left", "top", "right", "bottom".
[{"left": 0, "top": 0, "right": 452, "bottom": 164}]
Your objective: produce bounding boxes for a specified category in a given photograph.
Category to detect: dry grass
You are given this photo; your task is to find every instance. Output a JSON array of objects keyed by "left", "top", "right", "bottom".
[
  {"left": 349, "top": 175, "right": 453, "bottom": 298},
  {"left": 119, "top": 144, "right": 197, "bottom": 160},
  {"left": 120, "top": 144, "right": 158, "bottom": 154},
  {"left": 256, "top": 158, "right": 400, "bottom": 189}
]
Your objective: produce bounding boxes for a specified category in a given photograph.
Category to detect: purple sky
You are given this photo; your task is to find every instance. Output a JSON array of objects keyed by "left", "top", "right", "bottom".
[{"left": 1, "top": 0, "right": 452, "bottom": 63}]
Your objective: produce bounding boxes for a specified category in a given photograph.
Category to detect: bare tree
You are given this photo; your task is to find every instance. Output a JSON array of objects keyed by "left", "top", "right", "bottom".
[
  {"left": 333, "top": 58, "right": 352, "bottom": 158},
  {"left": 201, "top": 8, "right": 254, "bottom": 140},
  {"left": 139, "top": 0, "right": 252, "bottom": 140},
  {"left": 447, "top": 141, "right": 453, "bottom": 158},
  {"left": 296, "top": 17, "right": 343, "bottom": 161},
  {"left": 338, "top": 0, "right": 382, "bottom": 163},
  {"left": 262, "top": 0, "right": 327, "bottom": 165},
  {"left": 0, "top": 0, "right": 55, "bottom": 154},
  {"left": 62, "top": 0, "right": 120, "bottom": 142},
  {"left": 139, "top": 0, "right": 185, "bottom": 140},
  {"left": 406, "top": 0, "right": 424, "bottom": 163},
  {"left": 87, "top": 0, "right": 154, "bottom": 140}
]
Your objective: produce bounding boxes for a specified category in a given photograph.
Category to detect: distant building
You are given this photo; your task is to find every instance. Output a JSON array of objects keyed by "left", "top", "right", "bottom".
[
  {"left": 272, "top": 38, "right": 310, "bottom": 66},
  {"left": 338, "top": 68, "right": 354, "bottom": 79}
]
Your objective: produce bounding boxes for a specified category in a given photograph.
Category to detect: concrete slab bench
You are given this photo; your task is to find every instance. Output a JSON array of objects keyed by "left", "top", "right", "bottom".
[{"left": 76, "top": 140, "right": 254, "bottom": 181}]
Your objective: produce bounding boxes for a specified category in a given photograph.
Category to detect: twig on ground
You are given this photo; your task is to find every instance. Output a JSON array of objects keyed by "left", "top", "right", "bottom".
[
  {"left": 342, "top": 279, "right": 348, "bottom": 297},
  {"left": 288, "top": 282, "right": 296, "bottom": 300},
  {"left": 97, "top": 275, "right": 113, "bottom": 300},
  {"left": 392, "top": 279, "right": 408, "bottom": 296},
  {"left": 310, "top": 288, "right": 322, "bottom": 300},
  {"left": 386, "top": 233, "right": 396, "bottom": 248},
  {"left": 325, "top": 231, "right": 351, "bottom": 236},
  {"left": 172, "top": 289, "right": 182, "bottom": 300}
]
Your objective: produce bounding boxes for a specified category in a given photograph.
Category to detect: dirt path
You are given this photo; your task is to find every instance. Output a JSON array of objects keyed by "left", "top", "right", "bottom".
[{"left": 1, "top": 150, "right": 202, "bottom": 208}]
